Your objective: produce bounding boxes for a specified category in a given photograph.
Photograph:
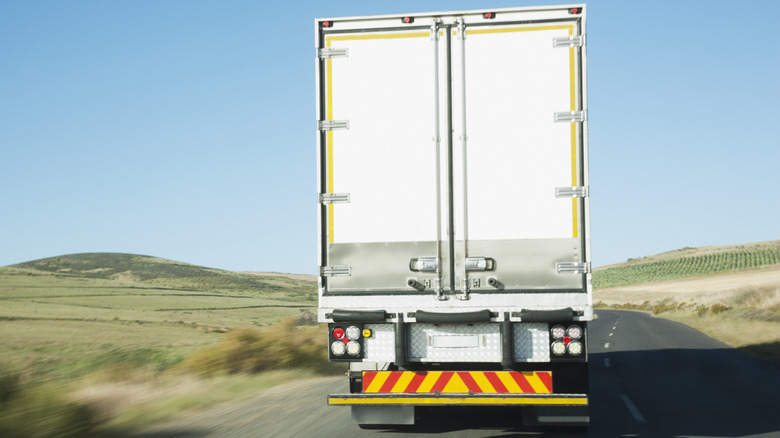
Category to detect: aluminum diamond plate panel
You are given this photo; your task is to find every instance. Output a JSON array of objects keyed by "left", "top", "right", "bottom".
[
  {"left": 409, "top": 323, "right": 501, "bottom": 363},
  {"left": 514, "top": 323, "right": 550, "bottom": 362},
  {"left": 363, "top": 324, "right": 396, "bottom": 362}
]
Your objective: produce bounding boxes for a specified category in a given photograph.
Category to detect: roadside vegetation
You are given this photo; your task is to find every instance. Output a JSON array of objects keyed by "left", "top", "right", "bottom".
[
  {"left": 594, "top": 241, "right": 780, "bottom": 365},
  {"left": 3, "top": 244, "right": 778, "bottom": 436},
  {"left": 0, "top": 253, "right": 336, "bottom": 437}
]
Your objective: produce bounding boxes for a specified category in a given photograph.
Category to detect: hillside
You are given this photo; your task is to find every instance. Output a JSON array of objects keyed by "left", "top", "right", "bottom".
[
  {"left": 0, "top": 253, "right": 318, "bottom": 383},
  {"left": 593, "top": 241, "right": 780, "bottom": 364},
  {"left": 10, "top": 253, "right": 312, "bottom": 295},
  {"left": 593, "top": 240, "right": 780, "bottom": 289}
]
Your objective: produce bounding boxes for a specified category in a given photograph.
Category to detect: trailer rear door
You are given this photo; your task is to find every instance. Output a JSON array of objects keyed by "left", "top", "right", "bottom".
[{"left": 317, "top": 9, "right": 588, "bottom": 297}]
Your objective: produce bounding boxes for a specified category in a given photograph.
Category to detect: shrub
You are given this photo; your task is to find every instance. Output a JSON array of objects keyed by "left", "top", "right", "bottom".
[
  {"left": 652, "top": 299, "right": 678, "bottom": 315},
  {"left": 710, "top": 304, "right": 732, "bottom": 315},
  {"left": 177, "top": 318, "right": 337, "bottom": 377},
  {"left": 0, "top": 382, "right": 95, "bottom": 438}
]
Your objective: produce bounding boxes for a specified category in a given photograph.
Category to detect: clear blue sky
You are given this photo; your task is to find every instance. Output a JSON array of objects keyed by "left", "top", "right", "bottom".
[{"left": 1, "top": 0, "right": 778, "bottom": 274}]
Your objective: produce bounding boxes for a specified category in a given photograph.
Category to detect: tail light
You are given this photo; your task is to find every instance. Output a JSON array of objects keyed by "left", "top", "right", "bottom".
[
  {"left": 346, "top": 341, "right": 361, "bottom": 356},
  {"left": 549, "top": 323, "right": 586, "bottom": 360},
  {"left": 331, "top": 341, "right": 346, "bottom": 356},
  {"left": 567, "top": 325, "right": 583, "bottom": 339},
  {"left": 329, "top": 324, "right": 366, "bottom": 361},
  {"left": 567, "top": 340, "right": 584, "bottom": 356}
]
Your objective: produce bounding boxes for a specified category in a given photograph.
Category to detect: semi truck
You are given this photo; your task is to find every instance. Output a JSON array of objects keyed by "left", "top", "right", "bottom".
[{"left": 315, "top": 4, "right": 591, "bottom": 428}]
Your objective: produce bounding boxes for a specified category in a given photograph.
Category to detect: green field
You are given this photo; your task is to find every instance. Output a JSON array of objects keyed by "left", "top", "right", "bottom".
[
  {"left": 0, "top": 253, "right": 318, "bottom": 383},
  {"left": 593, "top": 240, "right": 780, "bottom": 289}
]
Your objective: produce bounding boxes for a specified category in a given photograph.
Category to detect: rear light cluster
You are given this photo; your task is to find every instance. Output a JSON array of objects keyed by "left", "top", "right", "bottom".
[
  {"left": 329, "top": 324, "right": 370, "bottom": 361},
  {"left": 550, "top": 324, "right": 585, "bottom": 358}
]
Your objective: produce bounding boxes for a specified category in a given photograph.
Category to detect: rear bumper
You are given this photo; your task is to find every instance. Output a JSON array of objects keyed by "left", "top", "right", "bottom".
[{"left": 329, "top": 393, "right": 588, "bottom": 406}]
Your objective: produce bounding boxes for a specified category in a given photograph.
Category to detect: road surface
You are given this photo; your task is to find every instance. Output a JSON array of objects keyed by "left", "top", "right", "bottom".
[{"left": 134, "top": 310, "right": 780, "bottom": 437}]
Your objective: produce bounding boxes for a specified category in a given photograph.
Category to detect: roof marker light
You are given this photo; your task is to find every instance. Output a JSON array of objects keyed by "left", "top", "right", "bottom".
[
  {"left": 569, "top": 7, "right": 582, "bottom": 14},
  {"left": 402, "top": 16, "right": 414, "bottom": 24},
  {"left": 321, "top": 21, "right": 333, "bottom": 28},
  {"left": 483, "top": 12, "right": 496, "bottom": 19}
]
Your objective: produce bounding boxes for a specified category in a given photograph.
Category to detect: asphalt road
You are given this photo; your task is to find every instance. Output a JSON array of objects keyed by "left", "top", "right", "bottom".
[{"left": 134, "top": 310, "right": 780, "bottom": 438}]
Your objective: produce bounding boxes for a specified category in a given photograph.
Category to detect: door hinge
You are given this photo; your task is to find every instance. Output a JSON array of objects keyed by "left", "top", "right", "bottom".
[
  {"left": 319, "top": 193, "right": 350, "bottom": 204},
  {"left": 320, "top": 265, "right": 351, "bottom": 277},
  {"left": 554, "top": 111, "right": 586, "bottom": 123},
  {"left": 556, "top": 186, "right": 589, "bottom": 198},
  {"left": 317, "top": 47, "right": 348, "bottom": 59},
  {"left": 318, "top": 120, "right": 349, "bottom": 131},
  {"left": 556, "top": 262, "right": 590, "bottom": 275},
  {"left": 553, "top": 35, "right": 584, "bottom": 48}
]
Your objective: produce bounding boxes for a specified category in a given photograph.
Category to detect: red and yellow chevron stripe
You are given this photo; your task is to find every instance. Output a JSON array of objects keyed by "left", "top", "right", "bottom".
[{"left": 362, "top": 371, "right": 552, "bottom": 394}]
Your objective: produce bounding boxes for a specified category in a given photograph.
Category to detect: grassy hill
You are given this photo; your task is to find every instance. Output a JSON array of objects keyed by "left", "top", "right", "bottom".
[
  {"left": 11, "top": 252, "right": 312, "bottom": 295},
  {"left": 594, "top": 240, "right": 780, "bottom": 289},
  {"left": 0, "top": 253, "right": 318, "bottom": 381}
]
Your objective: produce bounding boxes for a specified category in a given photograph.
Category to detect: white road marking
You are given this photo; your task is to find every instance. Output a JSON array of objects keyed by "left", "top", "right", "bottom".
[
  {"left": 620, "top": 394, "right": 648, "bottom": 424},
  {"left": 609, "top": 332, "right": 614, "bottom": 337},
  {"left": 604, "top": 342, "right": 610, "bottom": 349}
]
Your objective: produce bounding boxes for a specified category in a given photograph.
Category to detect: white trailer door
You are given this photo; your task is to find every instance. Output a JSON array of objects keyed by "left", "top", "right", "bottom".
[
  {"left": 450, "top": 19, "right": 588, "bottom": 293},
  {"left": 318, "top": 24, "right": 444, "bottom": 293}
]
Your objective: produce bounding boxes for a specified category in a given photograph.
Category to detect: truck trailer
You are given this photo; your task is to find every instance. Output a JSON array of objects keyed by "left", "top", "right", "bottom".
[{"left": 315, "top": 4, "right": 591, "bottom": 428}]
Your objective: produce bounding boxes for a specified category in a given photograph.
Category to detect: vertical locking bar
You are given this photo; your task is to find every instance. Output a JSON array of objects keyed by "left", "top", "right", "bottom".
[
  {"left": 455, "top": 18, "right": 470, "bottom": 301},
  {"left": 431, "top": 19, "right": 446, "bottom": 301}
]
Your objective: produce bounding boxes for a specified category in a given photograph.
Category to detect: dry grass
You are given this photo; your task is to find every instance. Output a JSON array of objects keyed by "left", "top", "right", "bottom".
[
  {"left": 595, "top": 265, "right": 780, "bottom": 364},
  {"left": 595, "top": 265, "right": 780, "bottom": 306}
]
